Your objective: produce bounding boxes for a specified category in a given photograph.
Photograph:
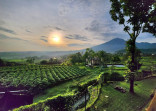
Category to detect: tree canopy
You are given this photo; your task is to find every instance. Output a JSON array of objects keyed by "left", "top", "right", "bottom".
[
  {"left": 110, "top": 0, "right": 156, "bottom": 93},
  {"left": 110, "top": 0, "right": 156, "bottom": 38}
]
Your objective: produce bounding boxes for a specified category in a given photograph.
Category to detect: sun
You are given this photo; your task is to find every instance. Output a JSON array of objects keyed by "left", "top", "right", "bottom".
[
  {"left": 48, "top": 31, "right": 64, "bottom": 46},
  {"left": 53, "top": 37, "right": 59, "bottom": 42}
]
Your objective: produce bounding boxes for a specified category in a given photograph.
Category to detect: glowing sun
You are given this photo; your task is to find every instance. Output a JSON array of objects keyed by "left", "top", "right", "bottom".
[
  {"left": 53, "top": 37, "right": 59, "bottom": 42},
  {"left": 48, "top": 31, "right": 65, "bottom": 46}
]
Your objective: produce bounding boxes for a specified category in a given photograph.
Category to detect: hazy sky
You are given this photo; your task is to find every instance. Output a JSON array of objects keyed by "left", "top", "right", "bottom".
[{"left": 0, "top": 0, "right": 155, "bottom": 52}]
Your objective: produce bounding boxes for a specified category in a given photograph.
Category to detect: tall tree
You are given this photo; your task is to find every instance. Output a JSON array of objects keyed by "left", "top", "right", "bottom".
[
  {"left": 83, "top": 48, "right": 95, "bottom": 66},
  {"left": 109, "top": 0, "right": 156, "bottom": 93},
  {"left": 97, "top": 50, "right": 110, "bottom": 65},
  {"left": 70, "top": 52, "right": 83, "bottom": 64}
]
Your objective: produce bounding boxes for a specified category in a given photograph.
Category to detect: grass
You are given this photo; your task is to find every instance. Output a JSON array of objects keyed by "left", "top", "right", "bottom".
[
  {"left": 33, "top": 65, "right": 127, "bottom": 103},
  {"left": 33, "top": 66, "right": 101, "bottom": 103},
  {"left": 91, "top": 77, "right": 156, "bottom": 111},
  {"left": 33, "top": 79, "right": 74, "bottom": 103},
  {"left": 4, "top": 59, "right": 26, "bottom": 63}
]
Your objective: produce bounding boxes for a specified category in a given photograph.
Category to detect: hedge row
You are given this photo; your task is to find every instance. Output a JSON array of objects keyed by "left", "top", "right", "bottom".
[{"left": 13, "top": 92, "right": 76, "bottom": 111}]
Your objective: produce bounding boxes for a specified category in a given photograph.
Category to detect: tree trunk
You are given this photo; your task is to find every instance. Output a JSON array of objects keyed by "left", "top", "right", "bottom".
[
  {"left": 129, "top": 38, "right": 136, "bottom": 93},
  {"left": 129, "top": 79, "right": 134, "bottom": 93}
]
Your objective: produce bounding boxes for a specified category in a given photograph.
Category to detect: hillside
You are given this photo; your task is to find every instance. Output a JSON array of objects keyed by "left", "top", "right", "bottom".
[
  {"left": 91, "top": 38, "right": 125, "bottom": 53},
  {"left": 91, "top": 38, "right": 156, "bottom": 53}
]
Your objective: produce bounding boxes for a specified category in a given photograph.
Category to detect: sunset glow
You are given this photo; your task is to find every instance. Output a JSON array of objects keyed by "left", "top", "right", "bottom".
[
  {"left": 48, "top": 31, "right": 64, "bottom": 46},
  {"left": 53, "top": 37, "right": 59, "bottom": 42}
]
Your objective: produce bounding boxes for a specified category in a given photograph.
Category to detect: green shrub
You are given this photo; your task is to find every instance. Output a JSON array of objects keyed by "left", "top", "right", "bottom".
[{"left": 109, "top": 72, "right": 125, "bottom": 81}]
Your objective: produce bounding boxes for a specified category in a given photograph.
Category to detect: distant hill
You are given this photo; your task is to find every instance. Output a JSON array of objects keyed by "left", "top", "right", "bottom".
[
  {"left": 91, "top": 38, "right": 156, "bottom": 53},
  {"left": 0, "top": 38, "right": 156, "bottom": 59},
  {"left": 118, "top": 48, "right": 156, "bottom": 54},
  {"left": 0, "top": 51, "right": 78, "bottom": 59}
]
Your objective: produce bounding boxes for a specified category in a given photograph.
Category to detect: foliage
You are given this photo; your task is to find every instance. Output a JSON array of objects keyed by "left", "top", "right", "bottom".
[
  {"left": 13, "top": 92, "right": 76, "bottom": 111},
  {"left": 26, "top": 57, "right": 35, "bottom": 64},
  {"left": 96, "top": 50, "right": 113, "bottom": 65},
  {"left": 109, "top": 72, "right": 125, "bottom": 81},
  {"left": 103, "top": 73, "right": 110, "bottom": 83},
  {"left": 0, "top": 65, "right": 88, "bottom": 93},
  {"left": 109, "top": 0, "right": 156, "bottom": 93},
  {"left": 69, "top": 52, "right": 83, "bottom": 64},
  {"left": 78, "top": 84, "right": 102, "bottom": 111},
  {"left": 112, "top": 54, "right": 121, "bottom": 63},
  {"left": 125, "top": 39, "right": 142, "bottom": 71},
  {"left": 0, "top": 58, "right": 5, "bottom": 66},
  {"left": 83, "top": 48, "right": 95, "bottom": 66},
  {"left": 40, "top": 60, "right": 48, "bottom": 64},
  {"left": 49, "top": 57, "right": 60, "bottom": 64},
  {"left": 110, "top": 0, "right": 156, "bottom": 37}
]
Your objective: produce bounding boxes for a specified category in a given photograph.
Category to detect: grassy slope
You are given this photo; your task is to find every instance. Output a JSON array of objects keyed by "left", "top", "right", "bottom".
[
  {"left": 33, "top": 65, "right": 127, "bottom": 103},
  {"left": 33, "top": 66, "right": 101, "bottom": 103},
  {"left": 91, "top": 77, "right": 156, "bottom": 111}
]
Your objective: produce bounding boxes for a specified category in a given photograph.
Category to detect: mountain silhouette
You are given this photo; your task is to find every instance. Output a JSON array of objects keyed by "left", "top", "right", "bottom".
[{"left": 91, "top": 38, "right": 156, "bottom": 53}]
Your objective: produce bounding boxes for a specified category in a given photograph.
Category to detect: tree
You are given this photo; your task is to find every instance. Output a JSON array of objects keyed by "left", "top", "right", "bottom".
[
  {"left": 112, "top": 54, "right": 121, "bottom": 63},
  {"left": 70, "top": 52, "right": 83, "bottom": 64},
  {"left": 26, "top": 57, "right": 35, "bottom": 64},
  {"left": 109, "top": 0, "right": 156, "bottom": 93},
  {"left": 49, "top": 58, "right": 54, "bottom": 63},
  {"left": 83, "top": 48, "right": 95, "bottom": 66},
  {"left": 97, "top": 51, "right": 106, "bottom": 65},
  {"left": 49, "top": 57, "right": 60, "bottom": 64},
  {"left": 40, "top": 60, "right": 48, "bottom": 64},
  {"left": 0, "top": 58, "right": 5, "bottom": 66}
]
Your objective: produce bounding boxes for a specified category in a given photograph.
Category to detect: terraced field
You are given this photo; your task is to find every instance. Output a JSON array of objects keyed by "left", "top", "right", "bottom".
[{"left": 0, "top": 65, "right": 88, "bottom": 91}]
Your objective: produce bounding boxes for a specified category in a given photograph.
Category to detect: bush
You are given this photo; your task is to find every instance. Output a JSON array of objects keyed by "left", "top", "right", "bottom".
[
  {"left": 103, "top": 73, "right": 110, "bottom": 83},
  {"left": 13, "top": 93, "right": 76, "bottom": 111},
  {"left": 40, "top": 60, "right": 48, "bottom": 65},
  {"left": 109, "top": 72, "right": 124, "bottom": 81}
]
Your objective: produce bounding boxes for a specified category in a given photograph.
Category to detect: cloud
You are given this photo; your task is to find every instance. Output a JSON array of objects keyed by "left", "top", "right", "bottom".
[
  {"left": 65, "top": 34, "right": 89, "bottom": 41},
  {"left": 0, "top": 20, "right": 5, "bottom": 25},
  {"left": 26, "top": 29, "right": 32, "bottom": 33},
  {"left": 41, "top": 36, "right": 48, "bottom": 38},
  {"left": 67, "top": 43, "right": 92, "bottom": 47},
  {"left": 85, "top": 20, "right": 100, "bottom": 32},
  {"left": 85, "top": 19, "right": 120, "bottom": 33},
  {"left": 40, "top": 38, "right": 48, "bottom": 42},
  {"left": 0, "top": 33, "right": 28, "bottom": 41},
  {"left": 58, "top": 3, "right": 70, "bottom": 16},
  {"left": 93, "top": 32, "right": 128, "bottom": 42},
  {"left": 0, "top": 26, "right": 16, "bottom": 34},
  {"left": 55, "top": 27, "right": 64, "bottom": 31},
  {"left": 68, "top": 44, "right": 83, "bottom": 47},
  {"left": 100, "top": 33, "right": 126, "bottom": 38}
]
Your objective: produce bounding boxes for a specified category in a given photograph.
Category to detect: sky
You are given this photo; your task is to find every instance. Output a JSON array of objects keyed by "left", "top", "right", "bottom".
[{"left": 0, "top": 0, "right": 155, "bottom": 52}]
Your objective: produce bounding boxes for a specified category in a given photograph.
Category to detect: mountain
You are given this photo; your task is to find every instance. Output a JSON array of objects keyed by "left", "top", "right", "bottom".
[
  {"left": 0, "top": 38, "right": 156, "bottom": 59},
  {"left": 91, "top": 38, "right": 125, "bottom": 53},
  {"left": 91, "top": 38, "right": 156, "bottom": 53}
]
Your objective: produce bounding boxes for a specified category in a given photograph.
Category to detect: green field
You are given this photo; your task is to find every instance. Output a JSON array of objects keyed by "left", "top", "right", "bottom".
[
  {"left": 0, "top": 65, "right": 88, "bottom": 92},
  {"left": 33, "top": 66, "right": 103, "bottom": 103},
  {"left": 1, "top": 57, "right": 156, "bottom": 111},
  {"left": 91, "top": 77, "right": 156, "bottom": 111}
]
